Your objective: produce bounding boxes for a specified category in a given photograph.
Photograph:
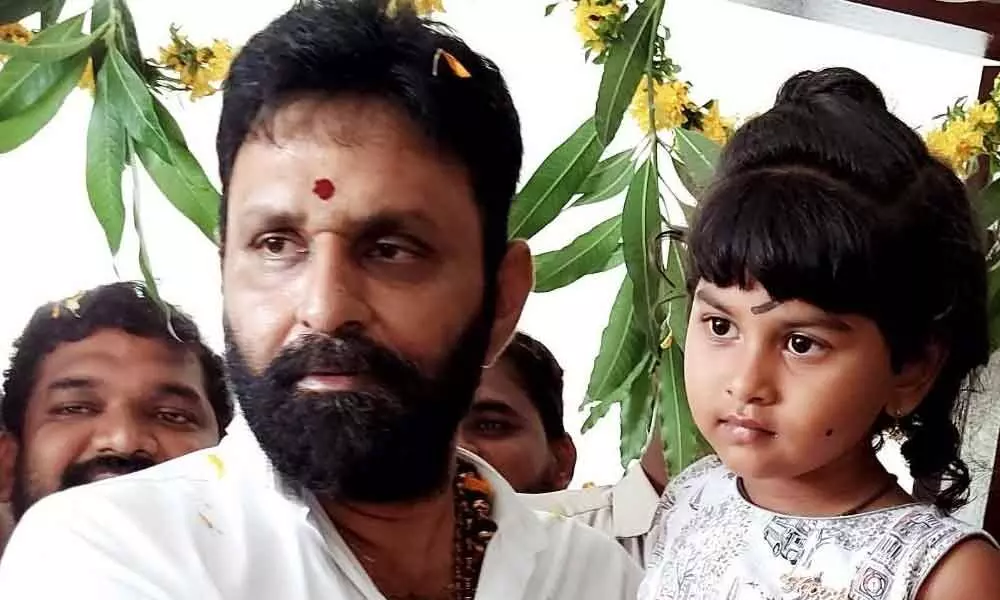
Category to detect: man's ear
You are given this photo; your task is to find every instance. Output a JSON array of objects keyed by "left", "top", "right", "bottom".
[
  {"left": 548, "top": 435, "right": 577, "bottom": 491},
  {"left": 484, "top": 240, "right": 533, "bottom": 367},
  {"left": 0, "top": 432, "right": 17, "bottom": 503}
]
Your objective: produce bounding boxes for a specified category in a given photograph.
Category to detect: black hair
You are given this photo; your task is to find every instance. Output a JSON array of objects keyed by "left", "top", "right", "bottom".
[
  {"left": 498, "top": 332, "right": 566, "bottom": 440},
  {"left": 687, "top": 67, "right": 988, "bottom": 512},
  {"left": 216, "top": 0, "right": 523, "bottom": 278},
  {"left": 1, "top": 282, "right": 233, "bottom": 438}
]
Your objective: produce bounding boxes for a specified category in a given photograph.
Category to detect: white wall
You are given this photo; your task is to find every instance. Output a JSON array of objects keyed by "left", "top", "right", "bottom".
[{"left": 0, "top": 0, "right": 989, "bottom": 489}]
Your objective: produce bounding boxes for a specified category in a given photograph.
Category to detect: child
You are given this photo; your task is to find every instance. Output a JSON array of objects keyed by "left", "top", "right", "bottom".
[{"left": 640, "top": 68, "right": 1000, "bottom": 600}]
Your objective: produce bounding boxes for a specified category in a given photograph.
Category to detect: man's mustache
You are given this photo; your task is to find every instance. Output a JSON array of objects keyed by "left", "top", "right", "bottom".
[
  {"left": 60, "top": 453, "right": 157, "bottom": 490},
  {"left": 267, "top": 328, "right": 424, "bottom": 391}
]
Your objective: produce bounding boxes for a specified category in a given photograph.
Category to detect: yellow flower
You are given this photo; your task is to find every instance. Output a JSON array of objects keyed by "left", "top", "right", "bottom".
[
  {"left": 630, "top": 76, "right": 691, "bottom": 133},
  {"left": 574, "top": 0, "right": 621, "bottom": 53},
  {"left": 204, "top": 39, "right": 233, "bottom": 82},
  {"left": 159, "top": 40, "right": 184, "bottom": 70},
  {"left": 180, "top": 66, "right": 215, "bottom": 99},
  {"left": 159, "top": 29, "right": 234, "bottom": 101},
  {"left": 926, "top": 117, "right": 985, "bottom": 177},
  {"left": 411, "top": 0, "right": 445, "bottom": 15},
  {"left": 968, "top": 101, "right": 999, "bottom": 130},
  {"left": 0, "top": 22, "right": 32, "bottom": 60},
  {"left": 699, "top": 102, "right": 734, "bottom": 145},
  {"left": 78, "top": 58, "right": 95, "bottom": 94}
]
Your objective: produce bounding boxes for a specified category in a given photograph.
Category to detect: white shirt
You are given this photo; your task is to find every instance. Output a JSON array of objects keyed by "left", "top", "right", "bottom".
[
  {"left": 0, "top": 418, "right": 641, "bottom": 599},
  {"left": 520, "top": 464, "right": 661, "bottom": 567},
  {"left": 639, "top": 455, "right": 997, "bottom": 600}
]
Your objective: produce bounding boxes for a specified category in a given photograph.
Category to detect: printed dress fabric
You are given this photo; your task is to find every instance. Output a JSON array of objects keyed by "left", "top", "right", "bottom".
[{"left": 639, "top": 456, "right": 996, "bottom": 600}]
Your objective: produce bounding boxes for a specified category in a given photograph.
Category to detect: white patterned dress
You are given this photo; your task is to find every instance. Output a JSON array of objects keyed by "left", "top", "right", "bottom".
[{"left": 639, "top": 456, "right": 996, "bottom": 600}]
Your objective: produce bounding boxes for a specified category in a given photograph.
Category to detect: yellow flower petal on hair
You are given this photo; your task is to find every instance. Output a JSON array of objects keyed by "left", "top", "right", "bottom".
[
  {"left": 412, "top": 0, "right": 445, "bottom": 15},
  {"left": 207, "top": 453, "right": 225, "bottom": 479},
  {"left": 62, "top": 292, "right": 84, "bottom": 317},
  {"left": 442, "top": 50, "right": 470, "bottom": 78}
]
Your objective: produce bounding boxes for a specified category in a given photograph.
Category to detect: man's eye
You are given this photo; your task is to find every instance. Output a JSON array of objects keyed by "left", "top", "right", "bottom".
[
  {"left": 365, "top": 238, "right": 423, "bottom": 262},
  {"left": 475, "top": 420, "right": 512, "bottom": 435},
  {"left": 253, "top": 234, "right": 304, "bottom": 259},
  {"left": 156, "top": 410, "right": 196, "bottom": 426},
  {"left": 53, "top": 404, "right": 94, "bottom": 416}
]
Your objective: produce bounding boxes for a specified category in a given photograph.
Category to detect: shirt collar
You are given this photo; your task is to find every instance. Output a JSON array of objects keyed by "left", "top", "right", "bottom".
[
  {"left": 611, "top": 464, "right": 661, "bottom": 538},
  {"left": 223, "top": 417, "right": 547, "bottom": 596}
]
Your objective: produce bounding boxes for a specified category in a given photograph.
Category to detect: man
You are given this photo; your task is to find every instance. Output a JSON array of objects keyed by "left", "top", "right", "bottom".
[
  {"left": 461, "top": 332, "right": 665, "bottom": 566},
  {"left": 0, "top": 423, "right": 12, "bottom": 556},
  {"left": 459, "top": 332, "right": 577, "bottom": 493},
  {"left": 523, "top": 430, "right": 668, "bottom": 567},
  {"left": 0, "top": 281, "right": 232, "bottom": 553},
  {"left": 0, "top": 2, "right": 640, "bottom": 597}
]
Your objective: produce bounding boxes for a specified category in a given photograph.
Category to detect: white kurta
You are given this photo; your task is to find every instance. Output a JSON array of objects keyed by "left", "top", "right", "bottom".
[{"left": 0, "top": 418, "right": 641, "bottom": 599}]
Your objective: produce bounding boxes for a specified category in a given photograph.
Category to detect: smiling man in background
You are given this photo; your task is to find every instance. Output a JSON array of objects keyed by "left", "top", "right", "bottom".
[{"left": 0, "top": 281, "right": 231, "bottom": 555}]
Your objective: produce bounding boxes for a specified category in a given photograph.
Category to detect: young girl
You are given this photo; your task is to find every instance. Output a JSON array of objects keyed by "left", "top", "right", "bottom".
[{"left": 640, "top": 68, "right": 1000, "bottom": 600}]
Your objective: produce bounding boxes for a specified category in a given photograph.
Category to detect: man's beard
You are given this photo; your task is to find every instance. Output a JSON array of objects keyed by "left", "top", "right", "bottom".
[
  {"left": 10, "top": 452, "right": 155, "bottom": 520},
  {"left": 225, "top": 313, "right": 492, "bottom": 504}
]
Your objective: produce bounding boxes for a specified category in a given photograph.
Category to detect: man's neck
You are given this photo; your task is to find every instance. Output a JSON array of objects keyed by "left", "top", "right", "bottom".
[{"left": 320, "top": 477, "right": 458, "bottom": 599}]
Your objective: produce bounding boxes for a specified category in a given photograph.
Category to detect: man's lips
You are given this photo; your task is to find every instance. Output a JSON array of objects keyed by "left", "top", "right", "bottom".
[{"left": 296, "top": 373, "right": 361, "bottom": 393}]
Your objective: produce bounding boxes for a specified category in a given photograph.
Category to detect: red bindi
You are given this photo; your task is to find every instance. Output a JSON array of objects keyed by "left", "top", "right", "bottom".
[{"left": 312, "top": 178, "right": 335, "bottom": 200}]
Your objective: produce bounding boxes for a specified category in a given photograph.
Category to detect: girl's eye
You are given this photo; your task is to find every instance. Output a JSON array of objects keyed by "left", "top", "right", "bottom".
[
  {"left": 786, "top": 334, "right": 820, "bottom": 356},
  {"left": 707, "top": 317, "right": 735, "bottom": 338}
]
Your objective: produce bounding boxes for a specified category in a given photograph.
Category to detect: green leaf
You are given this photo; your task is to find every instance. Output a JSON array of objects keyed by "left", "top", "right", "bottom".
[
  {"left": 112, "top": 0, "right": 144, "bottom": 72},
  {"left": 673, "top": 128, "right": 721, "bottom": 197},
  {"left": 594, "top": 0, "right": 664, "bottom": 145},
  {"left": 533, "top": 215, "right": 622, "bottom": 293},
  {"left": 620, "top": 359, "right": 655, "bottom": 466},
  {"left": 40, "top": 0, "right": 66, "bottom": 27},
  {"left": 0, "top": 50, "right": 85, "bottom": 152},
  {"left": 103, "top": 47, "right": 173, "bottom": 162},
  {"left": 0, "top": 13, "right": 85, "bottom": 118},
  {"left": 88, "top": 0, "right": 112, "bottom": 68},
  {"left": 136, "top": 141, "right": 220, "bottom": 243},
  {"left": 572, "top": 150, "right": 634, "bottom": 207},
  {"left": 0, "top": 0, "right": 50, "bottom": 22},
  {"left": 131, "top": 160, "right": 161, "bottom": 307},
  {"left": 544, "top": 2, "right": 557, "bottom": 16},
  {"left": 662, "top": 236, "right": 689, "bottom": 349},
  {"left": 0, "top": 13, "right": 104, "bottom": 62},
  {"left": 509, "top": 118, "right": 604, "bottom": 240},
  {"left": 584, "top": 276, "right": 648, "bottom": 404},
  {"left": 581, "top": 395, "right": 614, "bottom": 433},
  {"left": 976, "top": 178, "right": 1000, "bottom": 230},
  {"left": 86, "top": 63, "right": 127, "bottom": 254},
  {"left": 151, "top": 96, "right": 186, "bottom": 144},
  {"left": 141, "top": 97, "right": 219, "bottom": 242},
  {"left": 987, "top": 264, "right": 1000, "bottom": 352},
  {"left": 622, "top": 157, "right": 662, "bottom": 350},
  {"left": 659, "top": 342, "right": 708, "bottom": 475}
]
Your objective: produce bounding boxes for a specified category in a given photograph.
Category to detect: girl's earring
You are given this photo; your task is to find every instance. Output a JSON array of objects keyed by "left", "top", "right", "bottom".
[{"left": 886, "top": 408, "right": 907, "bottom": 442}]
